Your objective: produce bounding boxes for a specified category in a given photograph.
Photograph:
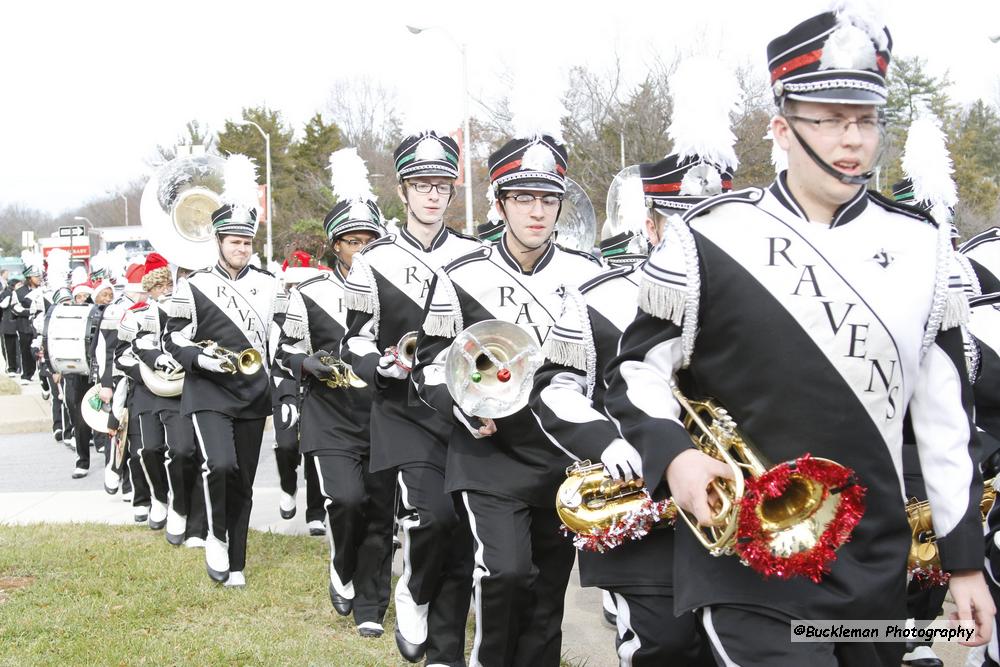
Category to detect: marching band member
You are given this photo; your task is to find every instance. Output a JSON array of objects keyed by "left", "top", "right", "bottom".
[
  {"left": 340, "top": 129, "right": 482, "bottom": 664},
  {"left": 529, "top": 54, "right": 738, "bottom": 666},
  {"left": 412, "top": 127, "right": 603, "bottom": 667},
  {"left": 40, "top": 287, "right": 72, "bottom": 443},
  {"left": 277, "top": 148, "right": 394, "bottom": 638},
  {"left": 271, "top": 255, "right": 325, "bottom": 535},
  {"left": 603, "top": 9, "right": 993, "bottom": 665},
  {"left": 164, "top": 155, "right": 278, "bottom": 587},
  {"left": 0, "top": 277, "right": 21, "bottom": 377},
  {"left": 12, "top": 261, "right": 43, "bottom": 385},
  {"left": 960, "top": 229, "right": 1000, "bottom": 295}
]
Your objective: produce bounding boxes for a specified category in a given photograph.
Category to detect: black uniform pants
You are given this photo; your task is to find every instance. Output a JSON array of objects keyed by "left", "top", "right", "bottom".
[
  {"left": 63, "top": 374, "right": 92, "bottom": 469},
  {"left": 191, "top": 410, "right": 265, "bottom": 572},
  {"left": 50, "top": 375, "right": 65, "bottom": 434},
  {"left": 126, "top": 407, "right": 149, "bottom": 507},
  {"left": 607, "top": 590, "right": 713, "bottom": 666},
  {"left": 138, "top": 412, "right": 169, "bottom": 505},
  {"left": 460, "top": 490, "right": 575, "bottom": 667},
  {"left": 396, "top": 463, "right": 473, "bottom": 666},
  {"left": 17, "top": 331, "right": 35, "bottom": 381},
  {"left": 313, "top": 452, "right": 394, "bottom": 625},
  {"left": 3, "top": 333, "right": 18, "bottom": 373},
  {"left": 701, "top": 604, "right": 905, "bottom": 667},
  {"left": 161, "top": 407, "right": 207, "bottom": 539},
  {"left": 274, "top": 421, "right": 324, "bottom": 523}
]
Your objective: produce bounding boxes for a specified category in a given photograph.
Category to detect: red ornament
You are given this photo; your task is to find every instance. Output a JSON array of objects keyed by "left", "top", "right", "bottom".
[
  {"left": 733, "top": 454, "right": 866, "bottom": 583},
  {"left": 496, "top": 368, "right": 512, "bottom": 383}
]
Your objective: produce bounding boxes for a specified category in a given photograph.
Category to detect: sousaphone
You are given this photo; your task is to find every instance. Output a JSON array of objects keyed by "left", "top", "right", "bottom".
[
  {"left": 140, "top": 153, "right": 226, "bottom": 270},
  {"left": 554, "top": 177, "right": 597, "bottom": 253}
]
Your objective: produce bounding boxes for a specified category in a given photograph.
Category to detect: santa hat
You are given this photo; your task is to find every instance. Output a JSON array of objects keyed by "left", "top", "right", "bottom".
[
  {"left": 282, "top": 250, "right": 313, "bottom": 271},
  {"left": 124, "top": 263, "right": 145, "bottom": 293},
  {"left": 91, "top": 279, "right": 114, "bottom": 300},
  {"left": 72, "top": 282, "right": 93, "bottom": 298}
]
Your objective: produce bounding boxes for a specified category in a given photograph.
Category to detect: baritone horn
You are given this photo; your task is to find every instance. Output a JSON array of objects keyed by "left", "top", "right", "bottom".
[
  {"left": 671, "top": 384, "right": 864, "bottom": 580},
  {"left": 139, "top": 360, "right": 184, "bottom": 397},
  {"left": 195, "top": 340, "right": 263, "bottom": 375},
  {"left": 444, "top": 319, "right": 544, "bottom": 419}
]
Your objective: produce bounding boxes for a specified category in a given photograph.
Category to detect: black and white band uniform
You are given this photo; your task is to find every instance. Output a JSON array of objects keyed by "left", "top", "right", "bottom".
[
  {"left": 530, "top": 272, "right": 713, "bottom": 665},
  {"left": 970, "top": 293, "right": 1000, "bottom": 667},
  {"left": 269, "top": 280, "right": 324, "bottom": 532},
  {"left": 276, "top": 191, "right": 394, "bottom": 637},
  {"left": 164, "top": 202, "right": 278, "bottom": 587},
  {"left": 340, "top": 131, "right": 482, "bottom": 665},
  {"left": 0, "top": 279, "right": 22, "bottom": 376},
  {"left": 960, "top": 228, "right": 1000, "bottom": 296},
  {"left": 412, "top": 132, "right": 604, "bottom": 667},
  {"left": 12, "top": 269, "right": 42, "bottom": 383}
]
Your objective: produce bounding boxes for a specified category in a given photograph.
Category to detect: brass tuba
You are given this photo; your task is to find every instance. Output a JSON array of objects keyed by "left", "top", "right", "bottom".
[
  {"left": 906, "top": 478, "right": 997, "bottom": 580},
  {"left": 140, "top": 152, "right": 226, "bottom": 270},
  {"left": 195, "top": 340, "right": 263, "bottom": 375},
  {"left": 671, "top": 385, "right": 864, "bottom": 580},
  {"left": 444, "top": 319, "right": 544, "bottom": 419},
  {"left": 138, "top": 360, "right": 184, "bottom": 397},
  {"left": 317, "top": 355, "right": 367, "bottom": 389}
]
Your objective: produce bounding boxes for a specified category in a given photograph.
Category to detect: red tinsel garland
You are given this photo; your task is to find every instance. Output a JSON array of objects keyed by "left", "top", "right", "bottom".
[
  {"left": 734, "top": 454, "right": 866, "bottom": 583},
  {"left": 910, "top": 565, "right": 951, "bottom": 588},
  {"left": 561, "top": 496, "right": 675, "bottom": 553}
]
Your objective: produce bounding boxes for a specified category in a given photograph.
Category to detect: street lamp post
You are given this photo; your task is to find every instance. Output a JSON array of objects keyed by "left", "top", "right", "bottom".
[
  {"left": 119, "top": 193, "right": 128, "bottom": 226},
  {"left": 234, "top": 119, "right": 273, "bottom": 266},
  {"left": 406, "top": 25, "right": 475, "bottom": 236}
]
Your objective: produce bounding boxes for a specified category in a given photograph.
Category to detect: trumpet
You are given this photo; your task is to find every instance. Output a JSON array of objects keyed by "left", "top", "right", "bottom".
[
  {"left": 906, "top": 477, "right": 997, "bottom": 581},
  {"left": 317, "top": 355, "right": 367, "bottom": 389},
  {"left": 195, "top": 340, "right": 263, "bottom": 375},
  {"left": 387, "top": 331, "right": 418, "bottom": 372},
  {"left": 670, "top": 385, "right": 864, "bottom": 581}
]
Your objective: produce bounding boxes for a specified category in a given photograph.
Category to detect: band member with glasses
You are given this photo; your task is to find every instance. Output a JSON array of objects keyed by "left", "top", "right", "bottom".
[
  {"left": 603, "top": 11, "right": 993, "bottom": 665},
  {"left": 341, "top": 130, "right": 482, "bottom": 665},
  {"left": 164, "top": 156, "right": 278, "bottom": 587},
  {"left": 278, "top": 149, "right": 394, "bottom": 637},
  {"left": 412, "top": 129, "right": 602, "bottom": 667}
]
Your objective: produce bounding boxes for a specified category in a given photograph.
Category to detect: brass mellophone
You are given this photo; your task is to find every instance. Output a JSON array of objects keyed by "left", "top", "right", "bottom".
[
  {"left": 906, "top": 478, "right": 997, "bottom": 576},
  {"left": 317, "top": 355, "right": 367, "bottom": 389},
  {"left": 195, "top": 340, "right": 263, "bottom": 375}
]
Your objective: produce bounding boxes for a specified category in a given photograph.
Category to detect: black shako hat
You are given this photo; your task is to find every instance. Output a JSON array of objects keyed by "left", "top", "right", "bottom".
[
  {"left": 639, "top": 154, "right": 733, "bottom": 212},
  {"left": 489, "top": 135, "right": 568, "bottom": 195},
  {"left": 767, "top": 11, "right": 892, "bottom": 106},
  {"left": 393, "top": 132, "right": 460, "bottom": 180},
  {"left": 211, "top": 205, "right": 258, "bottom": 237},
  {"left": 323, "top": 199, "right": 383, "bottom": 241},
  {"left": 599, "top": 231, "right": 646, "bottom": 268},
  {"left": 476, "top": 219, "right": 505, "bottom": 243}
]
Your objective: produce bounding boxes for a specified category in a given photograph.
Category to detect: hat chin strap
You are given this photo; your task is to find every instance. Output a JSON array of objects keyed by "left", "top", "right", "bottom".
[{"left": 788, "top": 124, "right": 874, "bottom": 186}]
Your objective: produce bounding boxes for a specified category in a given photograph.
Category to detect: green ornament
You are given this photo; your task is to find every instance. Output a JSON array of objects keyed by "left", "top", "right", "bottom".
[{"left": 470, "top": 371, "right": 482, "bottom": 383}]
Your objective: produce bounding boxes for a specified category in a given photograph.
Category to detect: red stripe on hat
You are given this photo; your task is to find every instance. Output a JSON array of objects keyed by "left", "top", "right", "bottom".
[
  {"left": 770, "top": 48, "right": 823, "bottom": 82},
  {"left": 722, "top": 180, "right": 733, "bottom": 189},
  {"left": 876, "top": 54, "right": 888, "bottom": 75},
  {"left": 645, "top": 182, "right": 684, "bottom": 193},
  {"left": 491, "top": 159, "right": 522, "bottom": 179},
  {"left": 555, "top": 164, "right": 566, "bottom": 175}
]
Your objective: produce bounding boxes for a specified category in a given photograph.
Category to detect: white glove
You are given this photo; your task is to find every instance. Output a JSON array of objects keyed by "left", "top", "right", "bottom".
[
  {"left": 376, "top": 352, "right": 409, "bottom": 380},
  {"left": 279, "top": 403, "right": 299, "bottom": 430},
  {"left": 154, "top": 354, "right": 181, "bottom": 374},
  {"left": 601, "top": 438, "right": 643, "bottom": 482},
  {"left": 196, "top": 354, "right": 229, "bottom": 374}
]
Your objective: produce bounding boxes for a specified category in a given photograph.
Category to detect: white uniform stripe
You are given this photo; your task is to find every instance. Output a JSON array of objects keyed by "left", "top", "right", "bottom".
[
  {"left": 312, "top": 456, "right": 353, "bottom": 598},
  {"left": 190, "top": 413, "right": 217, "bottom": 540},
  {"left": 394, "top": 471, "right": 429, "bottom": 644},
  {"left": 461, "top": 491, "right": 490, "bottom": 667},
  {"left": 612, "top": 592, "right": 641, "bottom": 667},
  {"left": 700, "top": 607, "right": 741, "bottom": 667}
]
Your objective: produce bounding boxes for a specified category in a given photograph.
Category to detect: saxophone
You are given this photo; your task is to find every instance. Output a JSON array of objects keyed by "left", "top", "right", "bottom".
[{"left": 906, "top": 478, "right": 997, "bottom": 578}]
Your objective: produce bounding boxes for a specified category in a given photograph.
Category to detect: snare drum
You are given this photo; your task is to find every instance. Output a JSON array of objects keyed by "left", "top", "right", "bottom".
[{"left": 43, "top": 304, "right": 102, "bottom": 375}]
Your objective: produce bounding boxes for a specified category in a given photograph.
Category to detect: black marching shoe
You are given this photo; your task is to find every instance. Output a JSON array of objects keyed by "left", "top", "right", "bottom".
[
  {"left": 393, "top": 628, "right": 426, "bottom": 664},
  {"left": 356, "top": 622, "right": 384, "bottom": 638},
  {"left": 902, "top": 644, "right": 943, "bottom": 667},
  {"left": 328, "top": 581, "right": 353, "bottom": 616}
]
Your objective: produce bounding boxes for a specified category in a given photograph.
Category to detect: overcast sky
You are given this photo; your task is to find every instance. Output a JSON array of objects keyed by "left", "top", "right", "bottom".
[{"left": 3, "top": 0, "right": 998, "bottom": 215}]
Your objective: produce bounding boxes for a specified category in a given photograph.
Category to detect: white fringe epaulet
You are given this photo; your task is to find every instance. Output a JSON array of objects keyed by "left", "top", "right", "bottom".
[
  {"left": 543, "top": 286, "right": 598, "bottom": 397},
  {"left": 923, "top": 222, "right": 969, "bottom": 355},
  {"left": 117, "top": 309, "right": 140, "bottom": 343},
  {"left": 423, "top": 268, "right": 463, "bottom": 337},
  {"left": 281, "top": 288, "right": 309, "bottom": 342},
  {"left": 637, "top": 215, "right": 700, "bottom": 367},
  {"left": 343, "top": 252, "right": 378, "bottom": 319},
  {"left": 169, "top": 278, "right": 194, "bottom": 321},
  {"left": 140, "top": 306, "right": 159, "bottom": 334},
  {"left": 273, "top": 290, "right": 289, "bottom": 315}
]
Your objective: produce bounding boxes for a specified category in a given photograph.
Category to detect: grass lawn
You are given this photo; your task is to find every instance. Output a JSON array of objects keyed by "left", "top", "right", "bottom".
[{"left": 0, "top": 524, "right": 411, "bottom": 666}]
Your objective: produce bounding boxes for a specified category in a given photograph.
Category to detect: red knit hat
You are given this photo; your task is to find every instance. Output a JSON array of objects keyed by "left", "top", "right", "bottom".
[
  {"left": 124, "top": 263, "right": 145, "bottom": 291},
  {"left": 144, "top": 253, "right": 169, "bottom": 274}
]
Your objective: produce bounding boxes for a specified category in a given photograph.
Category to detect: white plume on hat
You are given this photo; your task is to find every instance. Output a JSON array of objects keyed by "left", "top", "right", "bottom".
[
  {"left": 399, "top": 99, "right": 461, "bottom": 140},
  {"left": 901, "top": 111, "right": 957, "bottom": 224},
  {"left": 667, "top": 55, "right": 740, "bottom": 172},
  {"left": 20, "top": 249, "right": 43, "bottom": 275},
  {"left": 329, "top": 148, "right": 375, "bottom": 204},
  {"left": 221, "top": 153, "right": 260, "bottom": 213},
  {"left": 830, "top": 0, "right": 889, "bottom": 51},
  {"left": 485, "top": 188, "right": 502, "bottom": 223},
  {"left": 508, "top": 76, "right": 566, "bottom": 144},
  {"left": 45, "top": 248, "right": 71, "bottom": 290},
  {"left": 70, "top": 266, "right": 88, "bottom": 288}
]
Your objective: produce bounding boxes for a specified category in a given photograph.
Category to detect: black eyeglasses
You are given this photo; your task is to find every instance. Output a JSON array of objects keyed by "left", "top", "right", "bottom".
[
  {"left": 786, "top": 115, "right": 884, "bottom": 137},
  {"left": 338, "top": 238, "right": 372, "bottom": 248},
  {"left": 408, "top": 182, "right": 455, "bottom": 195},
  {"left": 504, "top": 193, "right": 563, "bottom": 210}
]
